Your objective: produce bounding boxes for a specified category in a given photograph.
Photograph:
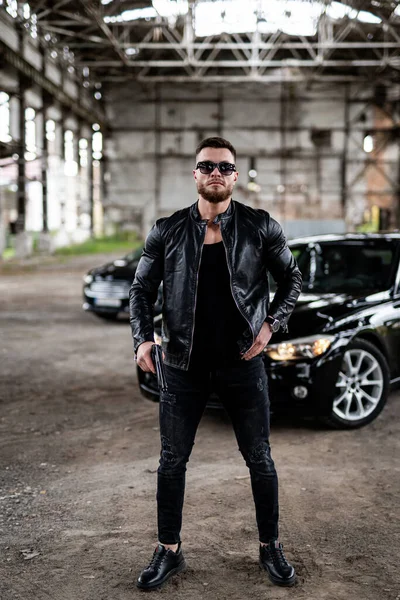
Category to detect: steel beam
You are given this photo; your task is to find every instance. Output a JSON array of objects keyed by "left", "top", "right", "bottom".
[
  {"left": 102, "top": 74, "right": 383, "bottom": 83},
  {"left": 36, "top": 0, "right": 71, "bottom": 21},
  {"left": 75, "top": 59, "right": 400, "bottom": 67},
  {"left": 58, "top": 42, "right": 400, "bottom": 50},
  {"left": 8, "top": 1, "right": 400, "bottom": 85},
  {"left": 77, "top": 0, "right": 130, "bottom": 66},
  {"left": 36, "top": 25, "right": 105, "bottom": 43}
]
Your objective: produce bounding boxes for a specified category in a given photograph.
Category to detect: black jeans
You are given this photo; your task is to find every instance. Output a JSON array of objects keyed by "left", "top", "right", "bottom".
[{"left": 157, "top": 356, "right": 279, "bottom": 545}]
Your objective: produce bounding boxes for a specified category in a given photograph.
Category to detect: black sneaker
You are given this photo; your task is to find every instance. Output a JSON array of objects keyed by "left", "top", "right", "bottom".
[
  {"left": 137, "top": 543, "right": 186, "bottom": 590},
  {"left": 259, "top": 540, "right": 296, "bottom": 586}
]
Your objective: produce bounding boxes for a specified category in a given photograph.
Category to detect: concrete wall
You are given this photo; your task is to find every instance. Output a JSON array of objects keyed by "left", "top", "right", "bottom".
[
  {"left": 105, "top": 81, "right": 400, "bottom": 238},
  {"left": 2, "top": 0, "right": 399, "bottom": 248}
]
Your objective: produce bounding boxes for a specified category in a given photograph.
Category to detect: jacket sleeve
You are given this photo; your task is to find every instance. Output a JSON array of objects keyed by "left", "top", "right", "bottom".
[
  {"left": 129, "top": 221, "right": 164, "bottom": 354},
  {"left": 264, "top": 216, "right": 302, "bottom": 330}
]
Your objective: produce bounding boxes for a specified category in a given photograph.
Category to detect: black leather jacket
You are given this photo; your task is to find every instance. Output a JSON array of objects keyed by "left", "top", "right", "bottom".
[{"left": 129, "top": 200, "right": 302, "bottom": 370}]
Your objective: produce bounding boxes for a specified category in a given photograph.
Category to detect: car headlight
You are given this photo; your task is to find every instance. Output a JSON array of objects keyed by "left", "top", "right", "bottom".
[
  {"left": 83, "top": 274, "right": 93, "bottom": 284},
  {"left": 264, "top": 334, "right": 335, "bottom": 361}
]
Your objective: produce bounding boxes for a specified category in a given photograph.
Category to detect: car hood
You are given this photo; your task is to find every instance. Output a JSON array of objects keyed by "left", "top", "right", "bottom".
[
  {"left": 275, "top": 289, "right": 391, "bottom": 341},
  {"left": 89, "top": 258, "right": 138, "bottom": 280}
]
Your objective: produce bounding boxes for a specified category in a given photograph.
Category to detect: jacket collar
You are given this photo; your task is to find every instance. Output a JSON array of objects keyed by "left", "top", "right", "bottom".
[{"left": 190, "top": 199, "right": 235, "bottom": 224}]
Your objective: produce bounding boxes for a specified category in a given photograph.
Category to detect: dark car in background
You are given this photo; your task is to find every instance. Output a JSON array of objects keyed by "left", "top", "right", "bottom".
[
  {"left": 84, "top": 233, "right": 400, "bottom": 429},
  {"left": 137, "top": 233, "right": 400, "bottom": 429},
  {"left": 82, "top": 247, "right": 142, "bottom": 320}
]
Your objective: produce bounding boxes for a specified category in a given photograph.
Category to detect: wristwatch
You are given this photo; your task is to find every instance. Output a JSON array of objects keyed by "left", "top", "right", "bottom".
[{"left": 265, "top": 315, "right": 281, "bottom": 333}]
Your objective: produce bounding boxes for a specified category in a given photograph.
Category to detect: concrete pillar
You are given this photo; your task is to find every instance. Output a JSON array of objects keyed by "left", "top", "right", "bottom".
[
  {"left": 15, "top": 231, "right": 33, "bottom": 258},
  {"left": 397, "top": 138, "right": 400, "bottom": 228},
  {"left": 16, "top": 73, "right": 26, "bottom": 234},
  {"left": 60, "top": 114, "right": 66, "bottom": 230},
  {"left": 92, "top": 159, "right": 104, "bottom": 238},
  {"left": 154, "top": 85, "right": 161, "bottom": 220},
  {"left": 37, "top": 101, "right": 53, "bottom": 258},
  {"left": 0, "top": 191, "right": 6, "bottom": 256},
  {"left": 279, "top": 83, "right": 287, "bottom": 225},
  {"left": 36, "top": 233, "right": 54, "bottom": 253},
  {"left": 0, "top": 223, "right": 6, "bottom": 256},
  {"left": 15, "top": 71, "right": 30, "bottom": 258},
  {"left": 41, "top": 46, "right": 50, "bottom": 235},
  {"left": 89, "top": 136, "right": 94, "bottom": 235},
  {"left": 341, "top": 84, "right": 350, "bottom": 218}
]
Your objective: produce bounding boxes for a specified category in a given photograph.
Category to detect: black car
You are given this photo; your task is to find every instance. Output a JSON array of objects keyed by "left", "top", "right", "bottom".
[
  {"left": 82, "top": 247, "right": 142, "bottom": 320},
  {"left": 136, "top": 233, "right": 400, "bottom": 429}
]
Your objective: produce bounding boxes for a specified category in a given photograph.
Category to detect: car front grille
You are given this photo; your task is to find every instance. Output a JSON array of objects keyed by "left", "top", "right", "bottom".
[{"left": 85, "top": 280, "right": 131, "bottom": 299}]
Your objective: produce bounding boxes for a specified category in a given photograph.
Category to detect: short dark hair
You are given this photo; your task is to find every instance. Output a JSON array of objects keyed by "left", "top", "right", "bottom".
[{"left": 195, "top": 136, "right": 237, "bottom": 162}]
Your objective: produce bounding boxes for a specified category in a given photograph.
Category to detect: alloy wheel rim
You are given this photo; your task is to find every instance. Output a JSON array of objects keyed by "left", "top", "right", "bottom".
[{"left": 333, "top": 348, "right": 383, "bottom": 421}]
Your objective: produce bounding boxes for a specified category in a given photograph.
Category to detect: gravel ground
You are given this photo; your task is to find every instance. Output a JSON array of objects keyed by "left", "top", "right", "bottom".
[{"left": 0, "top": 254, "right": 399, "bottom": 600}]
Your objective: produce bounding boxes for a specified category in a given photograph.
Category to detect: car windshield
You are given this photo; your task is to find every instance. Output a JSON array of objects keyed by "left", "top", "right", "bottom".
[{"left": 285, "top": 241, "right": 397, "bottom": 294}]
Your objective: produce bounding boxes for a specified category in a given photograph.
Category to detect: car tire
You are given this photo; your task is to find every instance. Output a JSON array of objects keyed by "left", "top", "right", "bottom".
[
  {"left": 95, "top": 312, "right": 119, "bottom": 321},
  {"left": 321, "top": 338, "right": 390, "bottom": 429}
]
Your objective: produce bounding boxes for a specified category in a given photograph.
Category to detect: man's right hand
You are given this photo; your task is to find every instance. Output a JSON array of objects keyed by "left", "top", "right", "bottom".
[{"left": 136, "top": 341, "right": 156, "bottom": 374}]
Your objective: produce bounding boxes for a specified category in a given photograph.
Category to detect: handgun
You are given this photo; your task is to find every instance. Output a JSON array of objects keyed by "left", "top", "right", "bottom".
[{"left": 151, "top": 344, "right": 168, "bottom": 393}]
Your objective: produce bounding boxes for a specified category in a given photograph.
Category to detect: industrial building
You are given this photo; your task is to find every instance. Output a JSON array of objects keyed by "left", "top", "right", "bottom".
[
  {"left": 1, "top": 3, "right": 400, "bottom": 600},
  {"left": 1, "top": 0, "right": 400, "bottom": 256}
]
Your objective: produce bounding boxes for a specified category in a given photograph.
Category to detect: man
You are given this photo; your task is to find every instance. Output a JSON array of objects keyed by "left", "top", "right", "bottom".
[{"left": 129, "top": 137, "right": 302, "bottom": 590}]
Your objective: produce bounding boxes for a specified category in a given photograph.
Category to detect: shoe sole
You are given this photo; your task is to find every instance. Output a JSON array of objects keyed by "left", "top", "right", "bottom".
[
  {"left": 259, "top": 560, "right": 297, "bottom": 587},
  {"left": 137, "top": 560, "right": 187, "bottom": 590}
]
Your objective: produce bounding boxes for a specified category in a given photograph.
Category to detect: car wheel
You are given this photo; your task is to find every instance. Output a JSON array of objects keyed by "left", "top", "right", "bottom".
[
  {"left": 95, "top": 312, "right": 118, "bottom": 321},
  {"left": 322, "top": 339, "right": 390, "bottom": 429}
]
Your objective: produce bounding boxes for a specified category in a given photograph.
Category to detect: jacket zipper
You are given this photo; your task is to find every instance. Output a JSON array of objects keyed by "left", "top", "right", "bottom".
[
  {"left": 221, "top": 227, "right": 255, "bottom": 353},
  {"left": 187, "top": 223, "right": 207, "bottom": 367}
]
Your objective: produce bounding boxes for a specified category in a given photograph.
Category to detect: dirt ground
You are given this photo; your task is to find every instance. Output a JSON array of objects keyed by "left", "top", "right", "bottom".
[{"left": 0, "top": 253, "right": 399, "bottom": 600}]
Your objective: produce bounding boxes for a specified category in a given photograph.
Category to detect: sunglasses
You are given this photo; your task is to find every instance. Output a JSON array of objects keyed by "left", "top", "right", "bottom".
[{"left": 196, "top": 161, "right": 236, "bottom": 176}]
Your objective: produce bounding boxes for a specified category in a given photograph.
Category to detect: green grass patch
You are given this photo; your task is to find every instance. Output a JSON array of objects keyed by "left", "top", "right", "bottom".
[
  {"left": 2, "top": 248, "right": 16, "bottom": 260},
  {"left": 54, "top": 233, "right": 143, "bottom": 256},
  {"left": 356, "top": 223, "right": 379, "bottom": 233}
]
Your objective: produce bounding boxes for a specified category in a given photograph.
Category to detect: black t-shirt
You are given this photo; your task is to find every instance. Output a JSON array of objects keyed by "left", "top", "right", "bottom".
[{"left": 189, "top": 241, "right": 249, "bottom": 367}]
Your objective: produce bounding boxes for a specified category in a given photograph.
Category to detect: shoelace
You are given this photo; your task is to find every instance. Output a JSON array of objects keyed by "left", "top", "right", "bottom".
[
  {"left": 267, "top": 544, "right": 289, "bottom": 568},
  {"left": 147, "top": 547, "right": 166, "bottom": 570},
  {"left": 265, "top": 545, "right": 289, "bottom": 567}
]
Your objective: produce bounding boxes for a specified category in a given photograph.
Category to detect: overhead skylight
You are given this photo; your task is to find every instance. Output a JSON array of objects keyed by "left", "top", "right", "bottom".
[
  {"left": 153, "top": 0, "right": 188, "bottom": 18},
  {"left": 356, "top": 10, "right": 381, "bottom": 24},
  {"left": 120, "top": 7, "right": 157, "bottom": 22},
  {"left": 325, "top": 2, "right": 381, "bottom": 23},
  {"left": 103, "top": 0, "right": 382, "bottom": 35},
  {"left": 195, "top": 0, "right": 257, "bottom": 36},
  {"left": 195, "top": 0, "right": 323, "bottom": 38},
  {"left": 106, "top": 0, "right": 188, "bottom": 23},
  {"left": 257, "top": 0, "right": 323, "bottom": 37},
  {"left": 103, "top": 7, "right": 156, "bottom": 23},
  {"left": 326, "top": 1, "right": 352, "bottom": 19}
]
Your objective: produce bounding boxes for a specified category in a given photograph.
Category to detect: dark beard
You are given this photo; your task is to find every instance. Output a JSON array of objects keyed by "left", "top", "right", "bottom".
[{"left": 197, "top": 181, "right": 233, "bottom": 204}]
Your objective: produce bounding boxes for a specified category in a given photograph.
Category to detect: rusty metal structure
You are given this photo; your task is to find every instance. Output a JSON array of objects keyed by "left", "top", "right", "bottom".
[
  {"left": 0, "top": 0, "right": 400, "bottom": 241},
  {"left": 15, "top": 0, "right": 400, "bottom": 83}
]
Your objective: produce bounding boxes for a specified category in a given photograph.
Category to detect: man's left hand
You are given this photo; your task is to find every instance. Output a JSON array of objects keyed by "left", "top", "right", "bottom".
[{"left": 242, "top": 322, "right": 273, "bottom": 360}]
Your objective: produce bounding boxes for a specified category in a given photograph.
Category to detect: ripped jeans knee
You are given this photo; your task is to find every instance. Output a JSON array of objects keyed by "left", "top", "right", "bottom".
[
  {"left": 158, "top": 435, "right": 189, "bottom": 475},
  {"left": 244, "top": 440, "right": 276, "bottom": 475}
]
